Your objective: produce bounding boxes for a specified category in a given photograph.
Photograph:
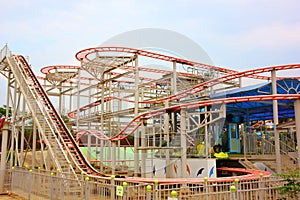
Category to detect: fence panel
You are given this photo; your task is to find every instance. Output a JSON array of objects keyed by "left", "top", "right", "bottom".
[{"left": 6, "top": 167, "right": 294, "bottom": 199}]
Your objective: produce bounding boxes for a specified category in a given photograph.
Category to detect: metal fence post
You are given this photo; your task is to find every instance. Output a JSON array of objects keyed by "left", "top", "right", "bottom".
[
  {"left": 146, "top": 185, "right": 152, "bottom": 200},
  {"left": 37, "top": 167, "right": 41, "bottom": 195},
  {"left": 204, "top": 177, "right": 209, "bottom": 200},
  {"left": 123, "top": 182, "right": 128, "bottom": 200},
  {"left": 230, "top": 185, "right": 236, "bottom": 200},
  {"left": 11, "top": 167, "right": 15, "bottom": 194},
  {"left": 259, "top": 173, "right": 265, "bottom": 199},
  {"left": 234, "top": 178, "right": 239, "bottom": 200},
  {"left": 50, "top": 172, "right": 54, "bottom": 200},
  {"left": 81, "top": 171, "right": 84, "bottom": 199},
  {"left": 154, "top": 179, "right": 159, "bottom": 200},
  {"left": 28, "top": 169, "right": 33, "bottom": 200},
  {"left": 111, "top": 175, "right": 115, "bottom": 199},
  {"left": 85, "top": 177, "right": 90, "bottom": 200}
]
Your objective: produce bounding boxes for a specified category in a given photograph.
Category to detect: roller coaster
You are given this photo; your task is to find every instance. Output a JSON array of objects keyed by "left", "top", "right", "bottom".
[{"left": 0, "top": 44, "right": 299, "bottom": 184}]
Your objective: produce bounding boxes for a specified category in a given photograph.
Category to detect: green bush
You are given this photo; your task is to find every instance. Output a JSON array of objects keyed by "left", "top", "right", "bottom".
[{"left": 275, "top": 168, "right": 300, "bottom": 199}]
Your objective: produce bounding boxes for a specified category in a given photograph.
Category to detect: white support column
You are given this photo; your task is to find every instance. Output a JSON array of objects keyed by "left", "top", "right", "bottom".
[
  {"left": 294, "top": 99, "right": 300, "bottom": 168},
  {"left": 172, "top": 61, "right": 177, "bottom": 94},
  {"left": 20, "top": 96, "right": 26, "bottom": 166},
  {"left": 87, "top": 133, "right": 91, "bottom": 162},
  {"left": 100, "top": 76, "right": 105, "bottom": 172},
  {"left": 95, "top": 135, "right": 99, "bottom": 168},
  {"left": 69, "top": 82, "right": 73, "bottom": 115},
  {"left": 13, "top": 82, "right": 20, "bottom": 167},
  {"left": 134, "top": 55, "right": 140, "bottom": 177},
  {"left": 38, "top": 131, "right": 45, "bottom": 169},
  {"left": 99, "top": 139, "right": 104, "bottom": 172},
  {"left": 9, "top": 77, "right": 17, "bottom": 168},
  {"left": 0, "top": 121, "right": 9, "bottom": 190},
  {"left": 112, "top": 141, "right": 116, "bottom": 175},
  {"left": 164, "top": 102, "right": 170, "bottom": 178},
  {"left": 124, "top": 146, "right": 127, "bottom": 168},
  {"left": 76, "top": 67, "right": 81, "bottom": 131},
  {"left": 205, "top": 106, "right": 209, "bottom": 158},
  {"left": 272, "top": 70, "right": 282, "bottom": 173},
  {"left": 245, "top": 109, "right": 250, "bottom": 156},
  {"left": 32, "top": 122, "right": 37, "bottom": 168},
  {"left": 180, "top": 108, "right": 187, "bottom": 178},
  {"left": 9, "top": 125, "right": 14, "bottom": 169},
  {"left": 59, "top": 82, "right": 63, "bottom": 114},
  {"left": 141, "top": 119, "right": 147, "bottom": 177}
]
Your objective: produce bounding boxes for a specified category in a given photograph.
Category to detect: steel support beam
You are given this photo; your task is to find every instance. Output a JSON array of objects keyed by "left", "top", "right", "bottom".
[
  {"left": 272, "top": 70, "right": 282, "bottom": 173},
  {"left": 294, "top": 99, "right": 300, "bottom": 168},
  {"left": 134, "top": 55, "right": 140, "bottom": 177}
]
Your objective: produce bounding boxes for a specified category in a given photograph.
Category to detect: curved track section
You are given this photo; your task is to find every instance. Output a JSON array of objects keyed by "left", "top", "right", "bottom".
[
  {"left": 5, "top": 55, "right": 103, "bottom": 178},
  {"left": 69, "top": 93, "right": 300, "bottom": 142},
  {"left": 140, "top": 63, "right": 300, "bottom": 104},
  {"left": 76, "top": 46, "right": 238, "bottom": 74},
  {"left": 68, "top": 62, "right": 300, "bottom": 119},
  {"left": 75, "top": 46, "right": 278, "bottom": 81},
  {"left": 109, "top": 94, "right": 300, "bottom": 141},
  {"left": 75, "top": 130, "right": 109, "bottom": 142},
  {"left": 124, "top": 167, "right": 272, "bottom": 184}
]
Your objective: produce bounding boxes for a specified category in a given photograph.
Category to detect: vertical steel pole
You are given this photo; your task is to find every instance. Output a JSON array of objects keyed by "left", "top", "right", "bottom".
[
  {"left": 0, "top": 121, "right": 9, "bottom": 190},
  {"left": 58, "top": 81, "right": 62, "bottom": 114},
  {"left": 294, "top": 99, "right": 300, "bottom": 168},
  {"left": 180, "top": 108, "right": 187, "bottom": 178},
  {"left": 141, "top": 119, "right": 146, "bottom": 177},
  {"left": 112, "top": 141, "right": 116, "bottom": 175},
  {"left": 134, "top": 55, "right": 139, "bottom": 177},
  {"left": 87, "top": 133, "right": 91, "bottom": 162},
  {"left": 172, "top": 61, "right": 177, "bottom": 94},
  {"left": 76, "top": 66, "right": 81, "bottom": 132},
  {"left": 100, "top": 73, "right": 105, "bottom": 172},
  {"left": 164, "top": 102, "right": 170, "bottom": 178},
  {"left": 32, "top": 122, "right": 37, "bottom": 168},
  {"left": 272, "top": 70, "right": 282, "bottom": 173},
  {"left": 205, "top": 106, "right": 209, "bottom": 158},
  {"left": 20, "top": 95, "right": 26, "bottom": 166}
]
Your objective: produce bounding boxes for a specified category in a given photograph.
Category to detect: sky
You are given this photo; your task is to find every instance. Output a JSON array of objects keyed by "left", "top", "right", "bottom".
[{"left": 0, "top": 0, "right": 300, "bottom": 105}]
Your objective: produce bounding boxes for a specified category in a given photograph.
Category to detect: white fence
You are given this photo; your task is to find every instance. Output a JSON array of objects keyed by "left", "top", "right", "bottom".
[
  {"left": 0, "top": 167, "right": 295, "bottom": 199},
  {"left": 0, "top": 168, "right": 11, "bottom": 194}
]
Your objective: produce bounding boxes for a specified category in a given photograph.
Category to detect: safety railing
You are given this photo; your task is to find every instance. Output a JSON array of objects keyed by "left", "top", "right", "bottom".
[
  {"left": 5, "top": 167, "right": 292, "bottom": 200},
  {"left": 0, "top": 168, "right": 11, "bottom": 194}
]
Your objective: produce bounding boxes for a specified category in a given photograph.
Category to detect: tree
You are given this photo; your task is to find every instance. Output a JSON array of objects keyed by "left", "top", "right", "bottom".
[{"left": 0, "top": 105, "right": 12, "bottom": 118}]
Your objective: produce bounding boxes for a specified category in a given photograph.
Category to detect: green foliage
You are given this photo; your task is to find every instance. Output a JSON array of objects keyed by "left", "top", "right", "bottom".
[
  {"left": 0, "top": 105, "right": 11, "bottom": 117},
  {"left": 61, "top": 115, "right": 69, "bottom": 123},
  {"left": 275, "top": 169, "right": 300, "bottom": 199}
]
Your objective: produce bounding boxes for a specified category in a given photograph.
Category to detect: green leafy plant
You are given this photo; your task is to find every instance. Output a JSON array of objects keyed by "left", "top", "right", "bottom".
[
  {"left": 0, "top": 105, "right": 12, "bottom": 117},
  {"left": 275, "top": 168, "right": 300, "bottom": 199}
]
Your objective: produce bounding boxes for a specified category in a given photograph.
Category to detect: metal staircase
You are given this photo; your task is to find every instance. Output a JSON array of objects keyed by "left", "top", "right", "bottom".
[{"left": 0, "top": 46, "right": 102, "bottom": 179}]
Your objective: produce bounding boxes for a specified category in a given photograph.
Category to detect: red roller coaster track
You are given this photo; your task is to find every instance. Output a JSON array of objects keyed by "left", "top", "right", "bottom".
[
  {"left": 67, "top": 63, "right": 300, "bottom": 119},
  {"left": 76, "top": 46, "right": 300, "bottom": 81},
  {"left": 76, "top": 46, "right": 238, "bottom": 74},
  {"left": 109, "top": 94, "right": 300, "bottom": 141},
  {"left": 1, "top": 45, "right": 298, "bottom": 183},
  {"left": 15, "top": 55, "right": 104, "bottom": 177}
]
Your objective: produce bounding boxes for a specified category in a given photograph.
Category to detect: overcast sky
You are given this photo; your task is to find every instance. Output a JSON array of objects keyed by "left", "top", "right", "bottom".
[{"left": 0, "top": 0, "right": 299, "bottom": 104}]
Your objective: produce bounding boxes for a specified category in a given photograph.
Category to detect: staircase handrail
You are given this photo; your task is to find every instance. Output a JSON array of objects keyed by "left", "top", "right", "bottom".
[{"left": 261, "top": 137, "right": 297, "bottom": 162}]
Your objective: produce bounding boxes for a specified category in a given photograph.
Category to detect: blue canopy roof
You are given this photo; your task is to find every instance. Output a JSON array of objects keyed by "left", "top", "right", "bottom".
[{"left": 210, "top": 78, "right": 300, "bottom": 121}]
